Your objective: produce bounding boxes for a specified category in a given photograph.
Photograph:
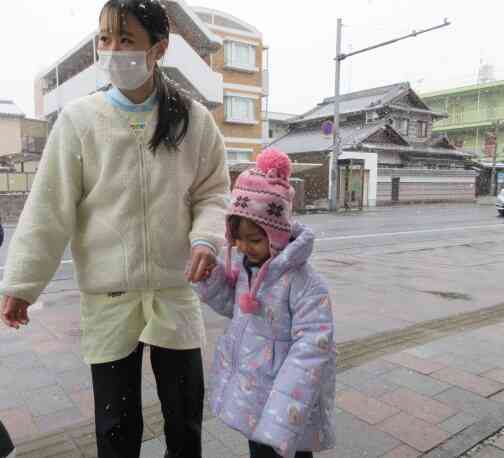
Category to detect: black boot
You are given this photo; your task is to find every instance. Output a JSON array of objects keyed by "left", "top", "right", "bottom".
[
  {"left": 0, "top": 421, "right": 15, "bottom": 458},
  {"left": 164, "top": 450, "right": 182, "bottom": 458}
]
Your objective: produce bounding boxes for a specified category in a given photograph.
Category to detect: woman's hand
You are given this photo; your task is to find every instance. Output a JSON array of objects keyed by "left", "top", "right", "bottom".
[
  {"left": 1, "top": 296, "right": 31, "bottom": 329},
  {"left": 186, "top": 245, "right": 216, "bottom": 283}
]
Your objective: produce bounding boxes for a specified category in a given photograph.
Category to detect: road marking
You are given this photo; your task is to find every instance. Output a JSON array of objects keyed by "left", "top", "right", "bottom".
[
  {"left": 1, "top": 223, "right": 503, "bottom": 271},
  {"left": 316, "top": 223, "right": 504, "bottom": 242}
]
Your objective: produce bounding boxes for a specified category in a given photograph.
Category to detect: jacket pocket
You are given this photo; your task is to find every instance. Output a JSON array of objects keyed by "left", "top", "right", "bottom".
[
  {"left": 238, "top": 332, "right": 291, "bottom": 385},
  {"left": 72, "top": 216, "right": 127, "bottom": 290},
  {"left": 149, "top": 202, "right": 191, "bottom": 271}
]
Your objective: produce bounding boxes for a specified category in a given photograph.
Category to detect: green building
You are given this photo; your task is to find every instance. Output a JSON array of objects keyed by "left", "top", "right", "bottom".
[{"left": 422, "top": 80, "right": 504, "bottom": 161}]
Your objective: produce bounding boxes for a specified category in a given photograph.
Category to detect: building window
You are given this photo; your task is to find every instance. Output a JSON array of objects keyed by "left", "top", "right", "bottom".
[
  {"left": 225, "top": 96, "right": 256, "bottom": 123},
  {"left": 22, "top": 136, "right": 46, "bottom": 154},
  {"left": 417, "top": 121, "right": 428, "bottom": 138},
  {"left": 226, "top": 149, "right": 252, "bottom": 163},
  {"left": 224, "top": 41, "right": 256, "bottom": 71},
  {"left": 365, "top": 111, "right": 379, "bottom": 124},
  {"left": 394, "top": 118, "right": 410, "bottom": 135}
]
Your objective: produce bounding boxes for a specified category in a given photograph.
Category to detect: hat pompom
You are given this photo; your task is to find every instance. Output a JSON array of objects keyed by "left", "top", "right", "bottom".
[
  {"left": 256, "top": 148, "right": 292, "bottom": 180},
  {"left": 239, "top": 293, "right": 261, "bottom": 314}
]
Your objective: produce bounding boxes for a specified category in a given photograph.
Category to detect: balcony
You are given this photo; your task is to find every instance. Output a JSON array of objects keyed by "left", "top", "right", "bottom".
[
  {"left": 433, "top": 106, "right": 504, "bottom": 131},
  {"left": 160, "top": 34, "right": 223, "bottom": 106},
  {"left": 44, "top": 64, "right": 107, "bottom": 116},
  {"left": 43, "top": 35, "right": 223, "bottom": 116}
]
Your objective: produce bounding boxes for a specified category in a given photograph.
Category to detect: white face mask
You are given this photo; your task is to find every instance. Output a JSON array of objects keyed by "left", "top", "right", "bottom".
[{"left": 98, "top": 47, "right": 156, "bottom": 91}]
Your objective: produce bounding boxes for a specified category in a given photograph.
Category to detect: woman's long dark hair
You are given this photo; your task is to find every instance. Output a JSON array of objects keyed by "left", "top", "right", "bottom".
[{"left": 100, "top": 0, "right": 191, "bottom": 152}]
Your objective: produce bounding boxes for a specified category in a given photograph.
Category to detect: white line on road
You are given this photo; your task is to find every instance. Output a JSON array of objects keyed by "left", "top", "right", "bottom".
[
  {"left": 315, "top": 223, "right": 504, "bottom": 243},
  {"left": 1, "top": 223, "right": 503, "bottom": 271}
]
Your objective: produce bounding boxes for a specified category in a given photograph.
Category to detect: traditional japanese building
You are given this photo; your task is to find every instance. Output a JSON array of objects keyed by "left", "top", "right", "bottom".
[{"left": 271, "top": 82, "right": 477, "bottom": 206}]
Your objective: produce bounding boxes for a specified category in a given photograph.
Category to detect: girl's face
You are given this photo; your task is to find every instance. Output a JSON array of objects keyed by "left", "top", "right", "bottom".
[
  {"left": 97, "top": 8, "right": 167, "bottom": 73},
  {"left": 234, "top": 219, "right": 271, "bottom": 266}
]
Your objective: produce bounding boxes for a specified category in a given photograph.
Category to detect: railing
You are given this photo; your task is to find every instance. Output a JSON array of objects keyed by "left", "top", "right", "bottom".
[
  {"left": 0, "top": 172, "right": 35, "bottom": 193},
  {"left": 434, "top": 106, "right": 504, "bottom": 128}
]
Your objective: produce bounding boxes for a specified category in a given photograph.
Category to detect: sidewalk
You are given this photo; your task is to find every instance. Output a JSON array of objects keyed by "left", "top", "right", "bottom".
[{"left": 1, "top": 294, "right": 504, "bottom": 457}]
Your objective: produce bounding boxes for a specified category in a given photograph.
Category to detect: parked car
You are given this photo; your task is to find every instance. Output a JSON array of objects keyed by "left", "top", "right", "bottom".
[
  {"left": 0, "top": 420, "right": 15, "bottom": 457},
  {"left": 497, "top": 190, "right": 504, "bottom": 216}
]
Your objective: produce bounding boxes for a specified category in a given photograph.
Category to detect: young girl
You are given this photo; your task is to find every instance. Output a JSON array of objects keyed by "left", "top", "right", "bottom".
[
  {"left": 0, "top": 1, "right": 229, "bottom": 457},
  {"left": 192, "top": 148, "right": 336, "bottom": 458}
]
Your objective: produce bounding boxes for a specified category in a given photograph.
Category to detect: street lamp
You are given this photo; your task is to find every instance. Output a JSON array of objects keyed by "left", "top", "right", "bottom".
[{"left": 328, "top": 18, "right": 451, "bottom": 211}]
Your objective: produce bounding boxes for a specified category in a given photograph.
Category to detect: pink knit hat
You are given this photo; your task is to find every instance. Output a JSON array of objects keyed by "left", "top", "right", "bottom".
[{"left": 225, "top": 148, "right": 295, "bottom": 314}]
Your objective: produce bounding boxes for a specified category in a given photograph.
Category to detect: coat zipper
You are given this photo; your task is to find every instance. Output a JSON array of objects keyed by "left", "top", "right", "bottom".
[{"left": 139, "top": 142, "right": 150, "bottom": 288}]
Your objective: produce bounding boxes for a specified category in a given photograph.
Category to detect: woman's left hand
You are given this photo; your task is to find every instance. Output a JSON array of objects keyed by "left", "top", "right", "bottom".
[{"left": 186, "top": 245, "right": 216, "bottom": 283}]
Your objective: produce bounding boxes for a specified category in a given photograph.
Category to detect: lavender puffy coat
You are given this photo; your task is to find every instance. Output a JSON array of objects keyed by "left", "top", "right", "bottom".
[{"left": 194, "top": 223, "right": 336, "bottom": 458}]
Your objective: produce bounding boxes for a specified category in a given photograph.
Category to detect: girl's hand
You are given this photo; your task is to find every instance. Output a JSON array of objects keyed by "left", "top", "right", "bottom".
[
  {"left": 1, "top": 296, "right": 31, "bottom": 329},
  {"left": 186, "top": 246, "right": 216, "bottom": 283}
]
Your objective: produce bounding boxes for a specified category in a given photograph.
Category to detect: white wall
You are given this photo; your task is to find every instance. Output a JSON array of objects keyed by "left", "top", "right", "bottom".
[
  {"left": 161, "top": 34, "right": 223, "bottom": 104},
  {"left": 339, "top": 151, "right": 378, "bottom": 207},
  {"left": 44, "top": 64, "right": 106, "bottom": 116},
  {"left": 0, "top": 118, "right": 22, "bottom": 156}
]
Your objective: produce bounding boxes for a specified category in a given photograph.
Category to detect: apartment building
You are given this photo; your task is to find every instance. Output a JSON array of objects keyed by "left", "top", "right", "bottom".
[
  {"left": 34, "top": 0, "right": 224, "bottom": 127},
  {"left": 422, "top": 80, "right": 504, "bottom": 161},
  {"left": 193, "top": 7, "right": 267, "bottom": 162}
]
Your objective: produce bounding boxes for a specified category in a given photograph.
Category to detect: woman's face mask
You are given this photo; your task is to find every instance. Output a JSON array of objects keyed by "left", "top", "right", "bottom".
[
  {"left": 98, "top": 45, "right": 158, "bottom": 91},
  {"left": 98, "top": 48, "right": 158, "bottom": 91}
]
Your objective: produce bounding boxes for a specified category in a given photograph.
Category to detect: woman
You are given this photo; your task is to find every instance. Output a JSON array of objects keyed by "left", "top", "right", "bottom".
[{"left": 0, "top": 1, "right": 230, "bottom": 457}]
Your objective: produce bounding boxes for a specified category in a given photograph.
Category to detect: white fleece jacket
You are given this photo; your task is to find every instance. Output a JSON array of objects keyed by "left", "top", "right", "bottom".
[{"left": 0, "top": 92, "right": 230, "bottom": 304}]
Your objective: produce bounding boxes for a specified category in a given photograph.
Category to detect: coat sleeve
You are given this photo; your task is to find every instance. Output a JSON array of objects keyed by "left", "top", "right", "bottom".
[
  {"left": 189, "top": 107, "right": 230, "bottom": 253},
  {"left": 252, "top": 274, "right": 335, "bottom": 458},
  {"left": 0, "top": 110, "right": 82, "bottom": 304},
  {"left": 192, "top": 258, "right": 235, "bottom": 319}
]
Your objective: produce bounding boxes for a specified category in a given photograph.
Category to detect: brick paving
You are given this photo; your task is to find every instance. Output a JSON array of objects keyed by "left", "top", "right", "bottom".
[{"left": 1, "top": 306, "right": 503, "bottom": 457}]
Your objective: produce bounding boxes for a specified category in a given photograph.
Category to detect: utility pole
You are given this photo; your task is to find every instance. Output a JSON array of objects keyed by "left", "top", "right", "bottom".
[
  {"left": 329, "top": 18, "right": 342, "bottom": 212},
  {"left": 328, "top": 18, "right": 451, "bottom": 212}
]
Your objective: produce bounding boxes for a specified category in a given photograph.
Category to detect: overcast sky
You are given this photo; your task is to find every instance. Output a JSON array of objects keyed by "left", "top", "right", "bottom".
[{"left": 1, "top": 0, "right": 502, "bottom": 118}]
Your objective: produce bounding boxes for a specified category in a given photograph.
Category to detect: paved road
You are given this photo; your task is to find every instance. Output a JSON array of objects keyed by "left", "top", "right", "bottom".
[
  {"left": 2, "top": 203, "right": 504, "bottom": 343},
  {"left": 4, "top": 203, "right": 504, "bottom": 456}
]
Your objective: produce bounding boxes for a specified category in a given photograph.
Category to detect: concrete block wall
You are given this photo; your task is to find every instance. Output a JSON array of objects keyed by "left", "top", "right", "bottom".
[
  {"left": 0, "top": 194, "right": 28, "bottom": 223},
  {"left": 377, "top": 169, "right": 477, "bottom": 205}
]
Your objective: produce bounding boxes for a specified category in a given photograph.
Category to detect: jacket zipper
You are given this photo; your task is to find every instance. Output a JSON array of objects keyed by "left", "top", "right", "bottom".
[{"left": 139, "top": 142, "right": 150, "bottom": 288}]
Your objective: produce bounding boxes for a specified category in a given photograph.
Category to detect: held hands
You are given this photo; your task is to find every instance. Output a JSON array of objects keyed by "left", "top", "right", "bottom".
[
  {"left": 185, "top": 245, "right": 217, "bottom": 283},
  {"left": 1, "top": 296, "right": 31, "bottom": 329}
]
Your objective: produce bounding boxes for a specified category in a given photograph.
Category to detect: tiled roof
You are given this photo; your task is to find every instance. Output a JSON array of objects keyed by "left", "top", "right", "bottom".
[
  {"left": 270, "top": 124, "right": 391, "bottom": 155},
  {"left": 289, "top": 82, "right": 411, "bottom": 124}
]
